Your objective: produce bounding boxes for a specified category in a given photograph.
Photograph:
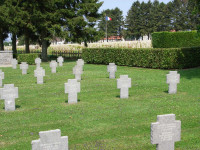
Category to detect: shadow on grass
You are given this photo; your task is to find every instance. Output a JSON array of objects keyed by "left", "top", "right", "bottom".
[
  {"left": 178, "top": 67, "right": 200, "bottom": 80},
  {"left": 3, "top": 105, "right": 21, "bottom": 110},
  {"left": 164, "top": 90, "right": 168, "bottom": 93},
  {"left": 65, "top": 99, "right": 80, "bottom": 103}
]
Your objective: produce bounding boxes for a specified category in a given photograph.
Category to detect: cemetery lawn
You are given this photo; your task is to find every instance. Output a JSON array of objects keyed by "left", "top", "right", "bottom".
[{"left": 0, "top": 61, "right": 200, "bottom": 150}]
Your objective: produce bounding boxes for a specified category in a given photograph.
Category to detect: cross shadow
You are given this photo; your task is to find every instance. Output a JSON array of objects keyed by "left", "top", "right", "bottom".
[
  {"left": 164, "top": 90, "right": 168, "bottom": 93},
  {"left": 2, "top": 105, "right": 20, "bottom": 109},
  {"left": 65, "top": 99, "right": 80, "bottom": 103}
]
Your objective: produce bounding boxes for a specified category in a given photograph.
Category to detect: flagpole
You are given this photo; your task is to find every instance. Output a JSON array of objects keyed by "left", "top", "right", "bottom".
[{"left": 106, "top": 19, "right": 108, "bottom": 42}]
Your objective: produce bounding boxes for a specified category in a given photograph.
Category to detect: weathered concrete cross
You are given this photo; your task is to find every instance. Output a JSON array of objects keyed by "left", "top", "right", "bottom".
[
  {"left": 35, "top": 58, "right": 41, "bottom": 68},
  {"left": 34, "top": 67, "right": 45, "bottom": 84},
  {"left": 50, "top": 60, "right": 58, "bottom": 73},
  {"left": 57, "top": 56, "right": 64, "bottom": 66},
  {"left": 73, "top": 65, "right": 83, "bottom": 81},
  {"left": 64, "top": 79, "right": 80, "bottom": 104},
  {"left": 107, "top": 63, "right": 117, "bottom": 79},
  {"left": 151, "top": 114, "right": 181, "bottom": 150},
  {"left": 117, "top": 75, "right": 131, "bottom": 98},
  {"left": 31, "top": 129, "right": 68, "bottom": 150},
  {"left": 0, "top": 84, "right": 18, "bottom": 111},
  {"left": 11, "top": 58, "right": 18, "bottom": 69},
  {"left": 166, "top": 71, "right": 180, "bottom": 94},
  {"left": 20, "top": 62, "right": 28, "bottom": 75}
]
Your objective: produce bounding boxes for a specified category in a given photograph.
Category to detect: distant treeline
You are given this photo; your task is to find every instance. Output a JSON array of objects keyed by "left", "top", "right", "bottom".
[{"left": 98, "top": 0, "right": 200, "bottom": 40}]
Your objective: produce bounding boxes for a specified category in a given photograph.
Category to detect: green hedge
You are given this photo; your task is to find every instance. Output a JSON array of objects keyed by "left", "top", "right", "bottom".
[
  {"left": 82, "top": 47, "right": 200, "bottom": 69},
  {"left": 17, "top": 54, "right": 39, "bottom": 65},
  {"left": 152, "top": 31, "right": 200, "bottom": 48}
]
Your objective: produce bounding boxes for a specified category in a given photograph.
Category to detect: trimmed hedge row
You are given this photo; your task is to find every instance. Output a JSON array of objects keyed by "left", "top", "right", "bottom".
[
  {"left": 18, "top": 54, "right": 39, "bottom": 65},
  {"left": 152, "top": 31, "right": 200, "bottom": 48},
  {"left": 82, "top": 47, "right": 200, "bottom": 69}
]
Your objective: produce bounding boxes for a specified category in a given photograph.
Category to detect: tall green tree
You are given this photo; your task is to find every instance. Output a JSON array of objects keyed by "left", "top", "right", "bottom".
[
  {"left": 98, "top": 7, "right": 124, "bottom": 41},
  {"left": 60, "top": 0, "right": 103, "bottom": 46},
  {"left": 125, "top": 1, "right": 141, "bottom": 40},
  {"left": 0, "top": 1, "right": 9, "bottom": 50}
]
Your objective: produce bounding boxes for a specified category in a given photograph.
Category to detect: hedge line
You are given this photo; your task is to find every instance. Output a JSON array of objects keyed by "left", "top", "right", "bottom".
[
  {"left": 152, "top": 31, "right": 200, "bottom": 48},
  {"left": 18, "top": 54, "right": 39, "bottom": 65},
  {"left": 82, "top": 47, "right": 200, "bottom": 69}
]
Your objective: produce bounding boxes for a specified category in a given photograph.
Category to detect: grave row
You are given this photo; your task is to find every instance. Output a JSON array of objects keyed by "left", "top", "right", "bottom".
[
  {"left": 0, "top": 59, "right": 181, "bottom": 149},
  {"left": 31, "top": 113, "right": 181, "bottom": 150},
  {"left": 0, "top": 61, "right": 180, "bottom": 111}
]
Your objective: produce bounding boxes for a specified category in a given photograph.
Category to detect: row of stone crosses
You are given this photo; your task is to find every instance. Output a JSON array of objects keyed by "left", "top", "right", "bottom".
[
  {"left": 30, "top": 113, "right": 181, "bottom": 150},
  {"left": 0, "top": 59, "right": 181, "bottom": 149}
]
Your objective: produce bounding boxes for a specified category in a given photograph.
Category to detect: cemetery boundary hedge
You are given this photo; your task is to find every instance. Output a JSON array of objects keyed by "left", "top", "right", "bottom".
[
  {"left": 152, "top": 31, "right": 200, "bottom": 48},
  {"left": 18, "top": 54, "right": 39, "bottom": 65},
  {"left": 82, "top": 47, "right": 200, "bottom": 69}
]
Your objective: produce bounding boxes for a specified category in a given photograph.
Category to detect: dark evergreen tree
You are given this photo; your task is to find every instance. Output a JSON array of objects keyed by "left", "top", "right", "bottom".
[
  {"left": 98, "top": 7, "right": 124, "bottom": 40},
  {"left": 0, "top": 1, "right": 9, "bottom": 50}
]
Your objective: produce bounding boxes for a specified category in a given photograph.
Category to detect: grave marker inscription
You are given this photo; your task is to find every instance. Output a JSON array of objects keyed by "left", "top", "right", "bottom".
[
  {"left": 151, "top": 114, "right": 181, "bottom": 150},
  {"left": 31, "top": 129, "right": 68, "bottom": 150}
]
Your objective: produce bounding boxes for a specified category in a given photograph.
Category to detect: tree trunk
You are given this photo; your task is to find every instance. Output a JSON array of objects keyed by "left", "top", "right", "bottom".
[
  {"left": 25, "top": 34, "right": 30, "bottom": 53},
  {"left": 84, "top": 40, "right": 88, "bottom": 47},
  {"left": 12, "top": 33, "right": 17, "bottom": 54},
  {"left": 0, "top": 31, "right": 4, "bottom": 50},
  {"left": 41, "top": 38, "right": 48, "bottom": 62}
]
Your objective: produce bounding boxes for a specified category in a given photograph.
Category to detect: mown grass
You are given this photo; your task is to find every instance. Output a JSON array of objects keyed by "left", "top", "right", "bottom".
[{"left": 0, "top": 61, "right": 200, "bottom": 150}]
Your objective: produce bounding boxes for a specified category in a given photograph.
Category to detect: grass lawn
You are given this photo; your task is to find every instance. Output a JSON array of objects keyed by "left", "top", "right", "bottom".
[{"left": 0, "top": 61, "right": 200, "bottom": 149}]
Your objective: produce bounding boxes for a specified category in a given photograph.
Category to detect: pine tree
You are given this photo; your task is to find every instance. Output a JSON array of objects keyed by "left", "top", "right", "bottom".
[
  {"left": 98, "top": 7, "right": 124, "bottom": 41},
  {"left": 0, "top": 1, "right": 9, "bottom": 50},
  {"left": 125, "top": 1, "right": 141, "bottom": 40}
]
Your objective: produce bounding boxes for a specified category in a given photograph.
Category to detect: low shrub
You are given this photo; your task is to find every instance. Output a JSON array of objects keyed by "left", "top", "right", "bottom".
[
  {"left": 82, "top": 47, "right": 200, "bottom": 69},
  {"left": 152, "top": 31, "right": 200, "bottom": 48},
  {"left": 17, "top": 54, "right": 39, "bottom": 65}
]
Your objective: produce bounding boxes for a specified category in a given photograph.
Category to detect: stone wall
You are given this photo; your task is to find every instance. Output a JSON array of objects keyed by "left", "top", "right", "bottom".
[{"left": 0, "top": 51, "right": 13, "bottom": 67}]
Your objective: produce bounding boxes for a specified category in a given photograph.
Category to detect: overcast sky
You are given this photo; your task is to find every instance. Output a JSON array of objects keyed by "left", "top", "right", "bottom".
[{"left": 99, "top": 0, "right": 172, "bottom": 17}]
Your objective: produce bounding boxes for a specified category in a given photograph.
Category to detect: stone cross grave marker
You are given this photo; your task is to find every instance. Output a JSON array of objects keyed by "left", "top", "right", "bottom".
[
  {"left": 50, "top": 60, "right": 58, "bottom": 73},
  {"left": 11, "top": 58, "right": 18, "bottom": 69},
  {"left": 76, "top": 59, "right": 84, "bottom": 68},
  {"left": 73, "top": 65, "right": 83, "bottom": 81},
  {"left": 107, "top": 63, "right": 117, "bottom": 79},
  {"left": 151, "top": 114, "right": 181, "bottom": 150},
  {"left": 57, "top": 56, "right": 64, "bottom": 66},
  {"left": 20, "top": 62, "right": 28, "bottom": 75},
  {"left": 117, "top": 75, "right": 131, "bottom": 98},
  {"left": 65, "top": 79, "right": 80, "bottom": 104},
  {"left": 31, "top": 129, "right": 68, "bottom": 150},
  {"left": 34, "top": 67, "right": 45, "bottom": 84},
  {"left": 0, "top": 84, "right": 18, "bottom": 111},
  {"left": 35, "top": 58, "right": 41, "bottom": 68},
  {"left": 166, "top": 71, "right": 180, "bottom": 94},
  {"left": 0, "top": 69, "right": 4, "bottom": 87}
]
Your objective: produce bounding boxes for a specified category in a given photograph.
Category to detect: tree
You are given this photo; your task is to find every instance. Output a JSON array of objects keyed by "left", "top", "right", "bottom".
[
  {"left": 0, "top": 1, "right": 9, "bottom": 50},
  {"left": 98, "top": 7, "right": 124, "bottom": 41},
  {"left": 125, "top": 1, "right": 141, "bottom": 40}
]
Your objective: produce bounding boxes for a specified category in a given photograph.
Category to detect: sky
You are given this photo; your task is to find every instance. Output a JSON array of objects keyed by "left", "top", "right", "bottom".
[{"left": 99, "top": 0, "right": 172, "bottom": 18}]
